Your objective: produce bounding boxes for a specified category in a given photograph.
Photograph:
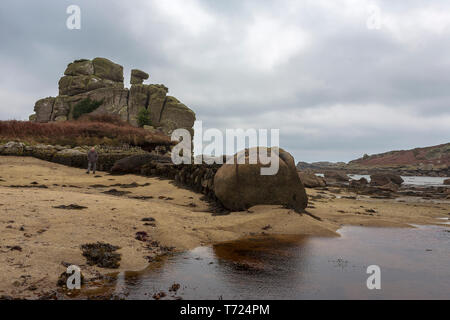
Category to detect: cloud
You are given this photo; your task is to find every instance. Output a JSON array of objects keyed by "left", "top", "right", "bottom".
[{"left": 0, "top": 0, "right": 449, "bottom": 162}]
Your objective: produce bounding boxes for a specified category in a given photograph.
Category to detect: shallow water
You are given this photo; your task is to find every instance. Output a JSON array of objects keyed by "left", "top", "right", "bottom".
[
  {"left": 315, "top": 173, "right": 449, "bottom": 187},
  {"left": 105, "top": 224, "right": 450, "bottom": 300},
  {"left": 348, "top": 174, "right": 449, "bottom": 187}
]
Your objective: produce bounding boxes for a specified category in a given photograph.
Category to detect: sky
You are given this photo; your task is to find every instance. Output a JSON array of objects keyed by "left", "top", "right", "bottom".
[{"left": 1, "top": 0, "right": 449, "bottom": 163}]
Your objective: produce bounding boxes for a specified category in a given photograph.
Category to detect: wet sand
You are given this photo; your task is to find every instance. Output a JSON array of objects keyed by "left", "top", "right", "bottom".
[{"left": 0, "top": 156, "right": 449, "bottom": 299}]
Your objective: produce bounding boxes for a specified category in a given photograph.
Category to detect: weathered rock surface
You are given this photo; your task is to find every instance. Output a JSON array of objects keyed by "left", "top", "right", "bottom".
[
  {"left": 64, "top": 59, "right": 94, "bottom": 76},
  {"left": 130, "top": 69, "right": 149, "bottom": 85},
  {"left": 159, "top": 96, "right": 196, "bottom": 135},
  {"left": 31, "top": 57, "right": 195, "bottom": 137},
  {"left": 0, "top": 142, "right": 25, "bottom": 155},
  {"left": 58, "top": 74, "right": 123, "bottom": 96},
  {"left": 298, "top": 171, "right": 326, "bottom": 188},
  {"left": 34, "top": 97, "right": 55, "bottom": 122},
  {"left": 128, "top": 84, "right": 170, "bottom": 127},
  {"left": 370, "top": 173, "right": 404, "bottom": 186},
  {"left": 92, "top": 57, "right": 124, "bottom": 82},
  {"left": 444, "top": 178, "right": 450, "bottom": 185},
  {"left": 214, "top": 148, "right": 308, "bottom": 212}
]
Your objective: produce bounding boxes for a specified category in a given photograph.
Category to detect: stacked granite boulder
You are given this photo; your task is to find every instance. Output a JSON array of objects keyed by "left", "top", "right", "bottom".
[{"left": 30, "top": 57, "right": 195, "bottom": 136}]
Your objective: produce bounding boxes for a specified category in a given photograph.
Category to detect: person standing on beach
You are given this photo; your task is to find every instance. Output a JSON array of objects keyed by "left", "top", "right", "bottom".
[{"left": 86, "top": 147, "right": 98, "bottom": 174}]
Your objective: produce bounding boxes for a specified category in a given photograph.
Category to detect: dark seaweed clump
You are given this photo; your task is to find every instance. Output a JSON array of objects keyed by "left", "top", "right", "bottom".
[{"left": 80, "top": 242, "right": 121, "bottom": 269}]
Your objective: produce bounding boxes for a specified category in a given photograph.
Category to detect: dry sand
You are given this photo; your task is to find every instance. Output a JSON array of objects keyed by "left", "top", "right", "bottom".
[{"left": 0, "top": 156, "right": 448, "bottom": 298}]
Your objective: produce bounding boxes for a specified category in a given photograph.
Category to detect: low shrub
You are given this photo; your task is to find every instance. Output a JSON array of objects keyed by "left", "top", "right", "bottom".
[
  {"left": 137, "top": 107, "right": 151, "bottom": 127},
  {"left": 72, "top": 98, "right": 103, "bottom": 119},
  {"left": 0, "top": 120, "right": 172, "bottom": 148}
]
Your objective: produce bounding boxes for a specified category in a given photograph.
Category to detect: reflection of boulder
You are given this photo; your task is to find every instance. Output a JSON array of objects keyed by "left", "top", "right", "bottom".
[
  {"left": 370, "top": 173, "right": 403, "bottom": 186},
  {"left": 31, "top": 57, "right": 195, "bottom": 137},
  {"left": 214, "top": 148, "right": 308, "bottom": 212},
  {"left": 298, "top": 171, "right": 326, "bottom": 188}
]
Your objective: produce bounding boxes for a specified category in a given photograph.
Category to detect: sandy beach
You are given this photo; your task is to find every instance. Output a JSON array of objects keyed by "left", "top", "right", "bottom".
[{"left": 0, "top": 156, "right": 448, "bottom": 299}]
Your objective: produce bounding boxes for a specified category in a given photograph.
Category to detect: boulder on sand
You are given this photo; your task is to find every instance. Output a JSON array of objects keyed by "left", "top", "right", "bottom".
[
  {"left": 370, "top": 173, "right": 403, "bottom": 186},
  {"left": 298, "top": 171, "right": 326, "bottom": 188},
  {"left": 214, "top": 147, "right": 308, "bottom": 212}
]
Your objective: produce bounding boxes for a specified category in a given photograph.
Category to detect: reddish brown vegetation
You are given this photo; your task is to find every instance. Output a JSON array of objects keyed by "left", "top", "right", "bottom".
[
  {"left": 350, "top": 143, "right": 450, "bottom": 167},
  {"left": 0, "top": 119, "right": 172, "bottom": 148}
]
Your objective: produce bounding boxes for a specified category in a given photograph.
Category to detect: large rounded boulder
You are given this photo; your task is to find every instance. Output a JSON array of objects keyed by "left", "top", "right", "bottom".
[{"left": 214, "top": 148, "right": 308, "bottom": 212}]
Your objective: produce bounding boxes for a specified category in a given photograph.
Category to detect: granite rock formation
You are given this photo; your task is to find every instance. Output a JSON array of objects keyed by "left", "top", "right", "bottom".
[{"left": 30, "top": 58, "right": 195, "bottom": 136}]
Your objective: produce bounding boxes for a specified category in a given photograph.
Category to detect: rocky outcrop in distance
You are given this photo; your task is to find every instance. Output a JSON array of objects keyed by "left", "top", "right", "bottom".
[
  {"left": 297, "top": 171, "right": 326, "bottom": 188},
  {"left": 30, "top": 57, "right": 196, "bottom": 136},
  {"left": 297, "top": 142, "right": 450, "bottom": 177}
]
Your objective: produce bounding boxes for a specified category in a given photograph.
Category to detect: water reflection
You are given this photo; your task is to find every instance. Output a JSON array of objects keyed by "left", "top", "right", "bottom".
[{"left": 83, "top": 224, "right": 450, "bottom": 300}]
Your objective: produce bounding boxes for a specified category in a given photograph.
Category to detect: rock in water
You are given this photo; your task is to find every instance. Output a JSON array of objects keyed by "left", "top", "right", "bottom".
[
  {"left": 349, "top": 177, "right": 368, "bottom": 188},
  {"left": 443, "top": 178, "right": 450, "bottom": 185},
  {"left": 298, "top": 171, "right": 326, "bottom": 188},
  {"left": 324, "top": 171, "right": 349, "bottom": 182},
  {"left": 370, "top": 173, "right": 404, "bottom": 186},
  {"left": 214, "top": 147, "right": 308, "bottom": 212}
]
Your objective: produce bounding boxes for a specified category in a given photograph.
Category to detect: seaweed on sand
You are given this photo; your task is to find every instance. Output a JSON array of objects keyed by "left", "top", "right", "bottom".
[{"left": 80, "top": 242, "right": 121, "bottom": 269}]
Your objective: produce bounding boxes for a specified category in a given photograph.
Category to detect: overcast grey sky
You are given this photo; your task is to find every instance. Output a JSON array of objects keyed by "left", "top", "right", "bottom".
[{"left": 1, "top": 0, "right": 449, "bottom": 162}]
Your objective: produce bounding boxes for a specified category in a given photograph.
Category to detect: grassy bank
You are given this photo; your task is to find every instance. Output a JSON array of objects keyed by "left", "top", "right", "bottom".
[{"left": 0, "top": 116, "right": 172, "bottom": 148}]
